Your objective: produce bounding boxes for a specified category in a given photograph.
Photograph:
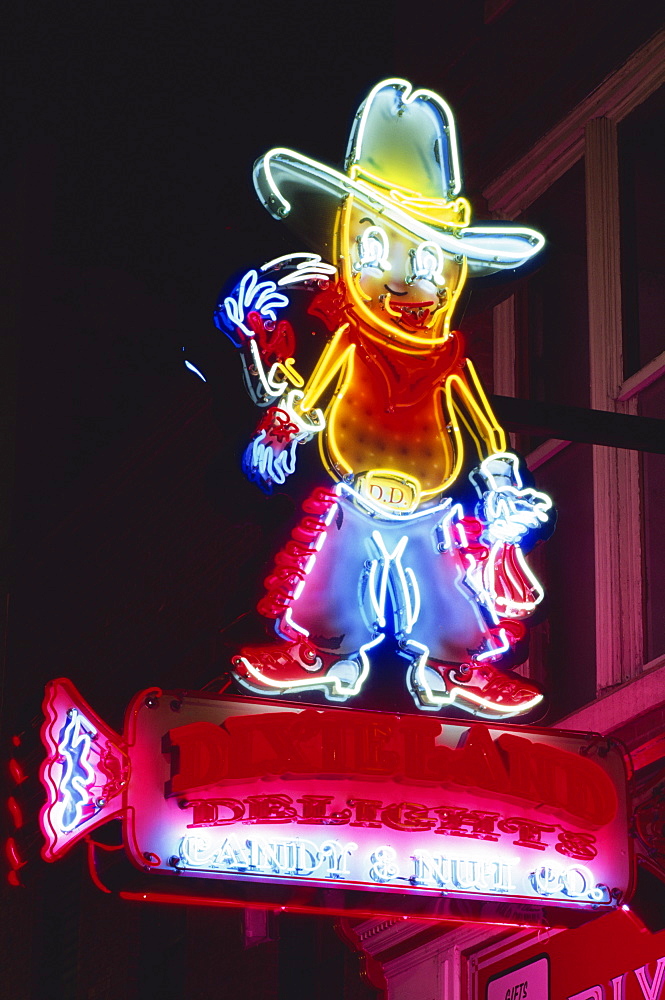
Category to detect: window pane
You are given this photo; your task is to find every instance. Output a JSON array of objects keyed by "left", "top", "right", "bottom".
[{"left": 514, "top": 160, "right": 589, "bottom": 453}]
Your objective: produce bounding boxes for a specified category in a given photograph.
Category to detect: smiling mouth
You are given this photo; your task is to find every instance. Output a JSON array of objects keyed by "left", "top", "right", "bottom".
[{"left": 379, "top": 289, "right": 435, "bottom": 327}]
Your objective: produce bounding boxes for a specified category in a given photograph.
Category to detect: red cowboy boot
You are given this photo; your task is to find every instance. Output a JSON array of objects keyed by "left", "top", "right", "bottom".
[
  {"left": 410, "top": 655, "right": 544, "bottom": 719},
  {"left": 231, "top": 638, "right": 368, "bottom": 702}
]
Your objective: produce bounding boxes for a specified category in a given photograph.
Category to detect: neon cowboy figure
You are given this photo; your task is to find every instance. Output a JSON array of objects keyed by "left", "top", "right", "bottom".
[{"left": 213, "top": 79, "right": 554, "bottom": 719}]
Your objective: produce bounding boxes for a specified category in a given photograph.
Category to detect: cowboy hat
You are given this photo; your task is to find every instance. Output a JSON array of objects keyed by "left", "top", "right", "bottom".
[{"left": 253, "top": 78, "right": 544, "bottom": 277}]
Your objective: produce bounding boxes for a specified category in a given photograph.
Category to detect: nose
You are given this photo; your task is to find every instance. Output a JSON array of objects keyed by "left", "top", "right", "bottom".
[
  {"left": 391, "top": 244, "right": 416, "bottom": 292},
  {"left": 385, "top": 275, "right": 411, "bottom": 295}
]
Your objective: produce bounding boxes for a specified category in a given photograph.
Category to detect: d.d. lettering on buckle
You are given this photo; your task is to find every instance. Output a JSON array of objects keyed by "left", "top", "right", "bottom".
[{"left": 356, "top": 470, "right": 421, "bottom": 514}]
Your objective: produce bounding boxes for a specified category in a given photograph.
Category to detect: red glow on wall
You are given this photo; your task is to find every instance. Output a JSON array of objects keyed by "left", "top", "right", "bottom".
[
  {"left": 7, "top": 796, "right": 23, "bottom": 829},
  {"left": 8, "top": 758, "right": 26, "bottom": 785},
  {"left": 5, "top": 837, "right": 24, "bottom": 871}
]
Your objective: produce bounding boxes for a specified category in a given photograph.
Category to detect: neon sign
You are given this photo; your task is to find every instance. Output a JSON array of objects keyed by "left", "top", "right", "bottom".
[
  {"left": 39, "top": 680, "right": 632, "bottom": 923},
  {"left": 54, "top": 709, "right": 98, "bottom": 832},
  {"left": 40, "top": 678, "right": 129, "bottom": 860},
  {"left": 478, "top": 907, "right": 665, "bottom": 1000},
  {"left": 208, "top": 78, "right": 554, "bottom": 719}
]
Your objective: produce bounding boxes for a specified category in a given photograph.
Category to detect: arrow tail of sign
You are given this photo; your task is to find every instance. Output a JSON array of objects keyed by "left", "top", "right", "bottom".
[{"left": 40, "top": 678, "right": 130, "bottom": 861}]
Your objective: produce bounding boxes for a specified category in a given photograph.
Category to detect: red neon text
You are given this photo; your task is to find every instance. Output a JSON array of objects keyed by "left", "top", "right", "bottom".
[
  {"left": 163, "top": 710, "right": 617, "bottom": 829},
  {"left": 178, "top": 792, "right": 596, "bottom": 860}
]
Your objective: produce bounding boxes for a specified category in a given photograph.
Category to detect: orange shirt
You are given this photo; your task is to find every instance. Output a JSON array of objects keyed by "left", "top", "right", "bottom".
[{"left": 298, "top": 316, "right": 506, "bottom": 500}]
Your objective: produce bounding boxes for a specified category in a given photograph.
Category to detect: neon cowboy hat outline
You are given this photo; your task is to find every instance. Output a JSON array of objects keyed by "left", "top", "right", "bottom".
[{"left": 253, "top": 78, "right": 545, "bottom": 277}]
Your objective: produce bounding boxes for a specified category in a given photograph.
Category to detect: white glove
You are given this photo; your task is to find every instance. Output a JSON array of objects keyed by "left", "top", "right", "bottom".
[{"left": 474, "top": 452, "right": 553, "bottom": 544}]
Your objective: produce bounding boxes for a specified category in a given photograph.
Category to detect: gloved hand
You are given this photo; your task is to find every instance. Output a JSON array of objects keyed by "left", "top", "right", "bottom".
[
  {"left": 242, "top": 391, "right": 325, "bottom": 491},
  {"left": 214, "top": 269, "right": 289, "bottom": 345},
  {"left": 473, "top": 452, "right": 553, "bottom": 544}
]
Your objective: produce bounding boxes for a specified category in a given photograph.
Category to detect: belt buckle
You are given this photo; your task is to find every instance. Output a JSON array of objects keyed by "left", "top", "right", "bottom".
[{"left": 356, "top": 470, "right": 421, "bottom": 514}]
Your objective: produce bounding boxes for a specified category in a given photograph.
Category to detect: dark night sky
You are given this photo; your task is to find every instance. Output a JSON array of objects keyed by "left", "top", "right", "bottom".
[{"left": 5, "top": 2, "right": 409, "bottom": 533}]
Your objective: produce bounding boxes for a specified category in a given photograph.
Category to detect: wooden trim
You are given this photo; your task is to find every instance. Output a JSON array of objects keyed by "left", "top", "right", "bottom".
[
  {"left": 617, "top": 349, "right": 665, "bottom": 401},
  {"left": 483, "top": 31, "right": 665, "bottom": 217},
  {"left": 525, "top": 438, "right": 571, "bottom": 470},
  {"left": 349, "top": 918, "right": 422, "bottom": 956},
  {"left": 492, "top": 296, "right": 516, "bottom": 398},
  {"left": 492, "top": 296, "right": 517, "bottom": 450},
  {"left": 383, "top": 926, "right": 493, "bottom": 998},
  {"left": 630, "top": 732, "right": 665, "bottom": 770},
  {"left": 559, "top": 660, "right": 665, "bottom": 735},
  {"left": 467, "top": 929, "right": 562, "bottom": 977},
  {"left": 586, "top": 119, "right": 644, "bottom": 690},
  {"left": 586, "top": 117, "right": 623, "bottom": 413}
]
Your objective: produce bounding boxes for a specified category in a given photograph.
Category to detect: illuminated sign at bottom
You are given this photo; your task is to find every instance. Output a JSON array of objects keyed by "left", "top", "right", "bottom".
[
  {"left": 39, "top": 680, "right": 632, "bottom": 923},
  {"left": 476, "top": 909, "right": 665, "bottom": 1000},
  {"left": 487, "top": 955, "right": 549, "bottom": 1000}
]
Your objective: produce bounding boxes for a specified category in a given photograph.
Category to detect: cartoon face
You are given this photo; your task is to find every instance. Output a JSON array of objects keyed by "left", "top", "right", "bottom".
[{"left": 339, "top": 201, "right": 467, "bottom": 347}]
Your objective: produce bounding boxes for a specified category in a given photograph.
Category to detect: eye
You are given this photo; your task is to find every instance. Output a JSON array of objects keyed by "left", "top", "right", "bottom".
[
  {"left": 410, "top": 242, "right": 445, "bottom": 285},
  {"left": 353, "top": 226, "right": 391, "bottom": 272}
]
